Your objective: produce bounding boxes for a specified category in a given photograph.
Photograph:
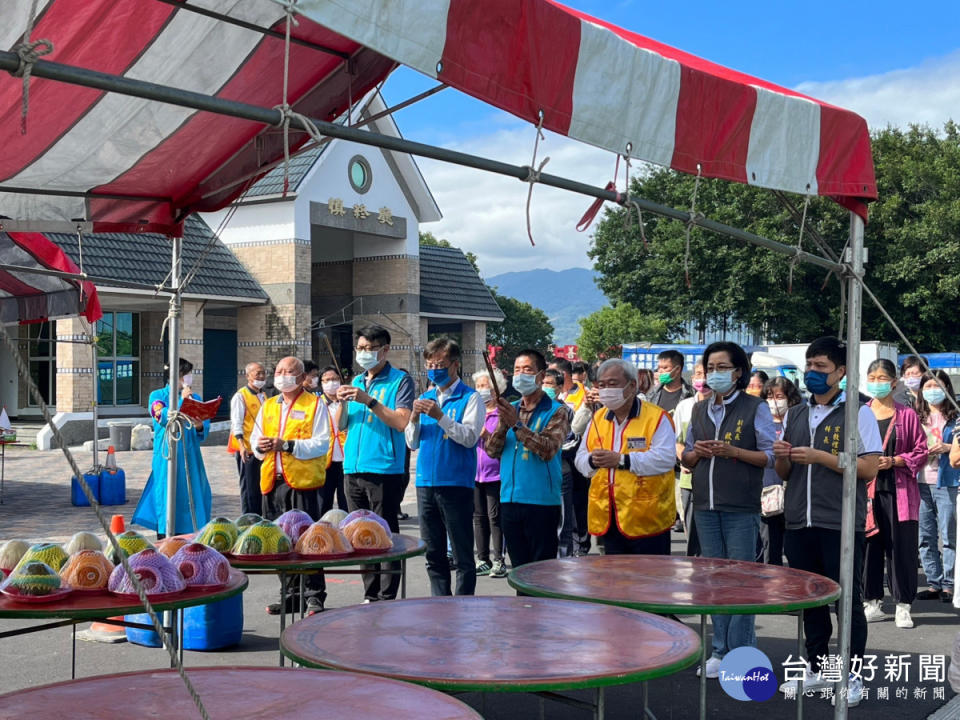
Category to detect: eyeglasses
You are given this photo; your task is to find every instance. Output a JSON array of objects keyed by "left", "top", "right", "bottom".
[
  {"left": 706, "top": 365, "right": 735, "bottom": 372},
  {"left": 425, "top": 361, "right": 451, "bottom": 370},
  {"left": 355, "top": 345, "right": 383, "bottom": 352}
]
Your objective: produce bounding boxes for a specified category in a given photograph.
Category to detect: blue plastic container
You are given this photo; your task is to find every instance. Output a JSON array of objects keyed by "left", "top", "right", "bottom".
[
  {"left": 71, "top": 472, "right": 100, "bottom": 506},
  {"left": 99, "top": 468, "right": 126, "bottom": 505},
  {"left": 126, "top": 593, "right": 244, "bottom": 650}
]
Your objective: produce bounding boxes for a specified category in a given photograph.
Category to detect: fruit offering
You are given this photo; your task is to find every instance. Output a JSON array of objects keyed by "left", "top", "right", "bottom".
[
  {"left": 2, "top": 561, "right": 63, "bottom": 596},
  {"left": 65, "top": 531, "right": 103, "bottom": 555},
  {"left": 276, "top": 509, "right": 313, "bottom": 544},
  {"left": 231, "top": 520, "right": 291, "bottom": 557},
  {"left": 107, "top": 530, "right": 155, "bottom": 564},
  {"left": 319, "top": 508, "right": 348, "bottom": 527},
  {"left": 0, "top": 539, "right": 31, "bottom": 572},
  {"left": 108, "top": 548, "right": 185, "bottom": 596},
  {"left": 340, "top": 509, "right": 391, "bottom": 534},
  {"left": 156, "top": 536, "right": 191, "bottom": 558},
  {"left": 342, "top": 519, "right": 393, "bottom": 551},
  {"left": 235, "top": 513, "right": 263, "bottom": 530},
  {"left": 14, "top": 543, "right": 68, "bottom": 573},
  {"left": 60, "top": 550, "right": 114, "bottom": 591},
  {"left": 196, "top": 517, "right": 239, "bottom": 553},
  {"left": 296, "top": 522, "right": 353, "bottom": 557},
  {"left": 170, "top": 543, "right": 230, "bottom": 588}
]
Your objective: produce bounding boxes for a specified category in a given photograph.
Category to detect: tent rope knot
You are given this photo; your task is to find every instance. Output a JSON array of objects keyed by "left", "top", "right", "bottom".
[
  {"left": 11, "top": 37, "right": 53, "bottom": 135},
  {"left": 683, "top": 164, "right": 704, "bottom": 288},
  {"left": 524, "top": 111, "right": 549, "bottom": 246},
  {"left": 576, "top": 153, "right": 622, "bottom": 234}
]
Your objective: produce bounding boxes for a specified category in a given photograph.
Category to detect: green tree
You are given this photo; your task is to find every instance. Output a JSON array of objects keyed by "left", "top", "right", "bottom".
[
  {"left": 486, "top": 288, "right": 554, "bottom": 370},
  {"left": 419, "top": 230, "right": 480, "bottom": 273},
  {"left": 577, "top": 303, "right": 670, "bottom": 363}
]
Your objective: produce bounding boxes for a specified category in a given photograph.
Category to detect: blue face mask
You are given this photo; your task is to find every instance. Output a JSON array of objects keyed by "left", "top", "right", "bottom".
[
  {"left": 804, "top": 370, "right": 833, "bottom": 395},
  {"left": 427, "top": 367, "right": 450, "bottom": 386},
  {"left": 706, "top": 371, "right": 735, "bottom": 395},
  {"left": 543, "top": 387, "right": 558, "bottom": 400},
  {"left": 923, "top": 388, "right": 946, "bottom": 406},
  {"left": 513, "top": 372, "right": 540, "bottom": 396}
]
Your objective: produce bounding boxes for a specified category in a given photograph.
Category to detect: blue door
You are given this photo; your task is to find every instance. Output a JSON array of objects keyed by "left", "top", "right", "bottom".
[{"left": 203, "top": 329, "right": 237, "bottom": 418}]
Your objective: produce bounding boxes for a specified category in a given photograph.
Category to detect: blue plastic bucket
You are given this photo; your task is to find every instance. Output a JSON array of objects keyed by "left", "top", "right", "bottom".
[
  {"left": 125, "top": 593, "right": 244, "bottom": 650},
  {"left": 71, "top": 473, "right": 100, "bottom": 506},
  {"left": 99, "top": 468, "right": 126, "bottom": 505}
]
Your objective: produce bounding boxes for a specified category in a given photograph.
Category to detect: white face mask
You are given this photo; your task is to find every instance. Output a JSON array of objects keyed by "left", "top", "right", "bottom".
[
  {"left": 598, "top": 387, "right": 630, "bottom": 411},
  {"left": 477, "top": 388, "right": 493, "bottom": 403},
  {"left": 251, "top": 379, "right": 266, "bottom": 389},
  {"left": 306, "top": 376, "right": 319, "bottom": 389},
  {"left": 322, "top": 380, "right": 341, "bottom": 395},
  {"left": 356, "top": 349, "right": 380, "bottom": 370},
  {"left": 274, "top": 374, "right": 299, "bottom": 393},
  {"left": 181, "top": 373, "right": 193, "bottom": 387},
  {"left": 767, "top": 399, "right": 789, "bottom": 417}
]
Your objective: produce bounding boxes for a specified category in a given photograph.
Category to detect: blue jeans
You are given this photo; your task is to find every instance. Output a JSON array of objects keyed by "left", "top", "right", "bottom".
[
  {"left": 694, "top": 509, "right": 759, "bottom": 658},
  {"left": 918, "top": 484, "right": 957, "bottom": 592},
  {"left": 418, "top": 485, "right": 476, "bottom": 596}
]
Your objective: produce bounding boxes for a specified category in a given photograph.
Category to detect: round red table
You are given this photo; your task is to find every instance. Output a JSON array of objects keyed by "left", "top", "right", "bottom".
[
  {"left": 0, "top": 666, "right": 483, "bottom": 719},
  {"left": 508, "top": 555, "right": 842, "bottom": 720},
  {"left": 281, "top": 595, "right": 701, "bottom": 719}
]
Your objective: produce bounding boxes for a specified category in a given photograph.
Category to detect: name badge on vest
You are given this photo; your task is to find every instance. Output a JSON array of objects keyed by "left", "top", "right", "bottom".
[
  {"left": 291, "top": 410, "right": 306, "bottom": 420},
  {"left": 626, "top": 436, "right": 647, "bottom": 451}
]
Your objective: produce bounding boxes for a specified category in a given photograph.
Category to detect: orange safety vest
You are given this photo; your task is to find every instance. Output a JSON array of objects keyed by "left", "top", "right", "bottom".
[
  {"left": 260, "top": 391, "right": 326, "bottom": 494},
  {"left": 227, "top": 386, "right": 263, "bottom": 454},
  {"left": 585, "top": 401, "right": 675, "bottom": 539},
  {"left": 323, "top": 396, "right": 346, "bottom": 470}
]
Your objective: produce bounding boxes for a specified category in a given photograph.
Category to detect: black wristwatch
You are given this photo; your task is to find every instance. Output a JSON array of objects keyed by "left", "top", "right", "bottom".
[
  {"left": 367, "top": 397, "right": 379, "bottom": 410},
  {"left": 283, "top": 440, "right": 295, "bottom": 454},
  {"left": 618, "top": 454, "right": 630, "bottom": 470}
]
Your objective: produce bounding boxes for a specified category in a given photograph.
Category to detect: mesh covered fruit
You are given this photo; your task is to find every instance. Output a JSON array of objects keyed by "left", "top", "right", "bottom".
[
  {"left": 276, "top": 509, "right": 313, "bottom": 544},
  {"left": 196, "top": 517, "right": 239, "bottom": 553},
  {"left": 235, "top": 513, "right": 263, "bottom": 530},
  {"left": 342, "top": 519, "right": 393, "bottom": 551},
  {"left": 340, "top": 509, "right": 391, "bottom": 534},
  {"left": 65, "top": 532, "right": 103, "bottom": 555},
  {"left": 108, "top": 530, "right": 155, "bottom": 564},
  {"left": 295, "top": 522, "right": 354, "bottom": 556},
  {"left": 320, "top": 508, "right": 348, "bottom": 527},
  {"left": 231, "top": 520, "right": 291, "bottom": 556},
  {"left": 2, "top": 561, "right": 63, "bottom": 596},
  {"left": 0, "top": 539, "right": 31, "bottom": 571},
  {"left": 108, "top": 548, "right": 186, "bottom": 596},
  {"left": 156, "top": 536, "right": 191, "bottom": 558},
  {"left": 60, "top": 550, "right": 114, "bottom": 590},
  {"left": 170, "top": 543, "right": 230, "bottom": 587},
  {"left": 14, "top": 543, "right": 68, "bottom": 573}
]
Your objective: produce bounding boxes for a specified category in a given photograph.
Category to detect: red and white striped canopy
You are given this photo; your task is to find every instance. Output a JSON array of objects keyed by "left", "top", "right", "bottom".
[
  {"left": 1, "top": 0, "right": 876, "bottom": 235},
  {"left": 0, "top": 231, "right": 101, "bottom": 325}
]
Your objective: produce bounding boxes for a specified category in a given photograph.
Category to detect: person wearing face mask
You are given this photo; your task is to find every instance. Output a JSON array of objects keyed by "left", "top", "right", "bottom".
[
  {"left": 133, "top": 358, "right": 212, "bottom": 539},
  {"left": 228, "top": 361, "right": 267, "bottom": 515},
  {"left": 251, "top": 356, "right": 331, "bottom": 615},
  {"left": 681, "top": 343, "right": 775, "bottom": 678},
  {"left": 574, "top": 358, "right": 677, "bottom": 555},
  {"left": 893, "top": 355, "right": 928, "bottom": 408},
  {"left": 916, "top": 371, "right": 959, "bottom": 605},
  {"left": 485, "top": 349, "right": 570, "bottom": 567},
  {"left": 405, "top": 338, "right": 484, "bottom": 596},
  {"left": 746, "top": 370, "right": 769, "bottom": 398},
  {"left": 757, "top": 377, "right": 803, "bottom": 565},
  {"left": 673, "top": 362, "right": 711, "bottom": 556},
  {"left": 773, "top": 336, "right": 881, "bottom": 703},
  {"left": 649, "top": 350, "right": 694, "bottom": 415},
  {"left": 318, "top": 366, "right": 348, "bottom": 514},
  {"left": 471, "top": 367, "right": 508, "bottom": 578},
  {"left": 336, "top": 325, "right": 414, "bottom": 602},
  {"left": 862, "top": 358, "right": 927, "bottom": 629},
  {"left": 302, "top": 360, "right": 321, "bottom": 395},
  {"left": 544, "top": 368, "right": 578, "bottom": 558}
]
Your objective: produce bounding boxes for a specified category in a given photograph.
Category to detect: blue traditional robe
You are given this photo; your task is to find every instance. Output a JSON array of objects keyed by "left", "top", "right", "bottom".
[{"left": 132, "top": 386, "right": 212, "bottom": 535}]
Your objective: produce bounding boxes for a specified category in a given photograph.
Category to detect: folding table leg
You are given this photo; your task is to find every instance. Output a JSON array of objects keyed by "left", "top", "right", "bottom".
[
  {"left": 596, "top": 686, "right": 605, "bottom": 720},
  {"left": 71, "top": 623, "right": 76, "bottom": 679},
  {"left": 279, "top": 570, "right": 287, "bottom": 667},
  {"left": 699, "top": 614, "right": 707, "bottom": 720},
  {"left": 797, "top": 609, "right": 804, "bottom": 720}
]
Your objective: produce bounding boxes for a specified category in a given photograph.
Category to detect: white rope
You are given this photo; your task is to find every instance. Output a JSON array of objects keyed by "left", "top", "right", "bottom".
[
  {"left": 684, "top": 164, "right": 704, "bottom": 288},
  {"left": 162, "top": 409, "right": 200, "bottom": 532},
  {"left": 271, "top": 0, "right": 299, "bottom": 197},
  {"left": 788, "top": 191, "right": 811, "bottom": 294},
  {"left": 76, "top": 224, "right": 85, "bottom": 304},
  {"left": 524, "top": 111, "right": 550, "bottom": 247},
  {"left": 11, "top": 0, "right": 53, "bottom": 135}
]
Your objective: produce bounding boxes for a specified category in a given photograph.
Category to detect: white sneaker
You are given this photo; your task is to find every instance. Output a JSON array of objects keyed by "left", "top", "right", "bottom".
[
  {"left": 696, "top": 656, "right": 722, "bottom": 679},
  {"left": 895, "top": 603, "right": 914, "bottom": 628},
  {"left": 863, "top": 599, "right": 886, "bottom": 622},
  {"left": 832, "top": 674, "right": 863, "bottom": 707},
  {"left": 779, "top": 666, "right": 832, "bottom": 695}
]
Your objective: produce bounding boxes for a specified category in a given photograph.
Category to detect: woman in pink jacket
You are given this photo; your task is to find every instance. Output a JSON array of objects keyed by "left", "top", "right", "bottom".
[{"left": 863, "top": 358, "right": 928, "bottom": 629}]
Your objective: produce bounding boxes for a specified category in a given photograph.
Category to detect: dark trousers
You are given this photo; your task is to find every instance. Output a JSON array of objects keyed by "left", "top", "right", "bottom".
[
  {"left": 263, "top": 480, "right": 325, "bottom": 604},
  {"left": 558, "top": 469, "right": 576, "bottom": 557},
  {"left": 602, "top": 525, "right": 671, "bottom": 555},
  {"left": 572, "top": 470, "right": 592, "bottom": 554},
  {"left": 864, "top": 490, "right": 919, "bottom": 603},
  {"left": 680, "top": 487, "right": 700, "bottom": 556},
  {"left": 418, "top": 485, "right": 476, "bottom": 596},
  {"left": 784, "top": 527, "right": 867, "bottom": 671},
  {"left": 319, "top": 461, "right": 347, "bottom": 515},
  {"left": 501, "top": 502, "right": 561, "bottom": 568},
  {"left": 474, "top": 481, "right": 503, "bottom": 563},
  {"left": 760, "top": 514, "right": 785, "bottom": 565},
  {"left": 235, "top": 453, "right": 262, "bottom": 516},
  {"left": 346, "top": 472, "right": 403, "bottom": 601}
]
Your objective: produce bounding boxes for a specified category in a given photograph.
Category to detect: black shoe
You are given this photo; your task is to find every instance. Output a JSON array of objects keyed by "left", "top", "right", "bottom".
[
  {"left": 399, "top": 512, "right": 410, "bottom": 520},
  {"left": 266, "top": 595, "right": 300, "bottom": 615},
  {"left": 305, "top": 597, "right": 325, "bottom": 616},
  {"left": 916, "top": 587, "right": 941, "bottom": 600},
  {"left": 941, "top": 590, "right": 953, "bottom": 604}
]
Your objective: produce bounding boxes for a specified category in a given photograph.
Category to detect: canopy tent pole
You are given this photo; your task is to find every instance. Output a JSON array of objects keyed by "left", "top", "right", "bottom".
[
  {"left": 165, "top": 236, "right": 181, "bottom": 537},
  {"left": 835, "top": 211, "right": 865, "bottom": 718},
  {"left": 0, "top": 51, "right": 845, "bottom": 275},
  {"left": 90, "top": 332, "right": 98, "bottom": 472}
]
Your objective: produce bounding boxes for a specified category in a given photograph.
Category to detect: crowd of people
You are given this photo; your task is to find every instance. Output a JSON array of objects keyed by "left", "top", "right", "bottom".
[{"left": 131, "top": 328, "right": 960, "bottom": 707}]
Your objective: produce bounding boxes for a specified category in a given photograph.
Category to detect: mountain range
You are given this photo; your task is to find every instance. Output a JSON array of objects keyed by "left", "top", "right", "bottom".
[{"left": 485, "top": 267, "right": 608, "bottom": 346}]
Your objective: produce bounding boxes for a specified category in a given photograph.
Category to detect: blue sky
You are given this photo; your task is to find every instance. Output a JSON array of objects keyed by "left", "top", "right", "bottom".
[{"left": 378, "top": 1, "right": 960, "bottom": 276}]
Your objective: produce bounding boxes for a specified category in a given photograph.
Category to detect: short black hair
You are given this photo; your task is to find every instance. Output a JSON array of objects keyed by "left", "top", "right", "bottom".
[
  {"left": 303, "top": 359, "right": 319, "bottom": 374},
  {"left": 867, "top": 358, "right": 897, "bottom": 378},
  {"left": 356, "top": 324, "right": 391, "bottom": 347},
  {"left": 657, "top": 350, "right": 684, "bottom": 369},
  {"left": 320, "top": 365, "right": 341, "bottom": 379},
  {"left": 761, "top": 377, "right": 803, "bottom": 407},
  {"left": 805, "top": 336, "right": 846, "bottom": 369},
  {"left": 750, "top": 369, "right": 770, "bottom": 383},
  {"left": 169, "top": 358, "right": 193, "bottom": 377},
  {"left": 900, "top": 354, "right": 929, "bottom": 376},
  {"left": 917, "top": 370, "right": 958, "bottom": 424},
  {"left": 543, "top": 368, "right": 564, "bottom": 386},
  {"left": 702, "top": 342, "right": 751, "bottom": 390},
  {"left": 515, "top": 348, "right": 547, "bottom": 373},
  {"left": 424, "top": 336, "right": 461, "bottom": 363},
  {"left": 549, "top": 357, "right": 573, "bottom": 375},
  {"left": 572, "top": 361, "right": 588, "bottom": 375}
]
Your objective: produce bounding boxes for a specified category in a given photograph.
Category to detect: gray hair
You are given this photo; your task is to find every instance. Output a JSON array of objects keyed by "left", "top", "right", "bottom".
[
  {"left": 598, "top": 358, "right": 638, "bottom": 384},
  {"left": 244, "top": 361, "right": 263, "bottom": 375},
  {"left": 472, "top": 367, "right": 508, "bottom": 393}
]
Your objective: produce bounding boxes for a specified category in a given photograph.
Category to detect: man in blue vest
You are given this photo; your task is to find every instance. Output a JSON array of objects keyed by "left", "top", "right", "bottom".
[
  {"left": 486, "top": 349, "right": 570, "bottom": 567},
  {"left": 337, "top": 325, "right": 414, "bottom": 602},
  {"left": 405, "top": 337, "right": 484, "bottom": 595}
]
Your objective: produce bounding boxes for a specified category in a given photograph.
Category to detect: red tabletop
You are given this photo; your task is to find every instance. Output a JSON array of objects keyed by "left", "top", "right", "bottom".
[
  {"left": 0, "top": 569, "right": 247, "bottom": 620},
  {"left": 281, "top": 596, "right": 701, "bottom": 692},
  {"left": 228, "top": 533, "right": 425, "bottom": 571},
  {"left": 508, "top": 555, "right": 841, "bottom": 615},
  {"left": 0, "top": 666, "right": 482, "bottom": 719}
]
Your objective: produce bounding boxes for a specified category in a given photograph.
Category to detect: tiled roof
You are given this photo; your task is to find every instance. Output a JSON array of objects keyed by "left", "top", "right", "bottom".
[
  {"left": 419, "top": 245, "right": 504, "bottom": 321},
  {"left": 244, "top": 143, "right": 327, "bottom": 198},
  {"left": 48, "top": 215, "right": 267, "bottom": 301}
]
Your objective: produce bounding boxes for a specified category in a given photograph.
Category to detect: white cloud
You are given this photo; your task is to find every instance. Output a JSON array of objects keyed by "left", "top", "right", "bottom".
[{"left": 796, "top": 51, "right": 960, "bottom": 131}]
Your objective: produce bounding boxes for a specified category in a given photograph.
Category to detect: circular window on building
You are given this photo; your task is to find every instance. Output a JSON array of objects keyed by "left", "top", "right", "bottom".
[{"left": 348, "top": 155, "right": 372, "bottom": 194}]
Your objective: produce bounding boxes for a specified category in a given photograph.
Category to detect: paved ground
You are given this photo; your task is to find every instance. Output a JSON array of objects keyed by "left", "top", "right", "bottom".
[{"left": 1, "top": 444, "right": 959, "bottom": 718}]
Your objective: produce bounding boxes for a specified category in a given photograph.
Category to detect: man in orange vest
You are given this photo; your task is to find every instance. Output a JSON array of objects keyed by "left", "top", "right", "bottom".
[
  {"left": 574, "top": 358, "right": 677, "bottom": 554},
  {"left": 251, "top": 356, "right": 331, "bottom": 615},
  {"left": 229, "top": 361, "right": 266, "bottom": 515}
]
